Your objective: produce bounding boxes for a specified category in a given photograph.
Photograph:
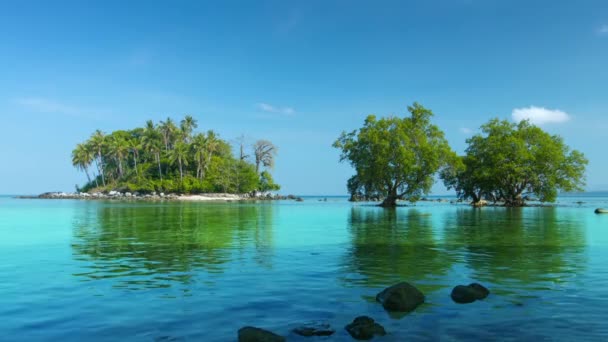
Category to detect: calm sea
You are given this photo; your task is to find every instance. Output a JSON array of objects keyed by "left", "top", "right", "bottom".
[{"left": 1, "top": 194, "right": 608, "bottom": 341}]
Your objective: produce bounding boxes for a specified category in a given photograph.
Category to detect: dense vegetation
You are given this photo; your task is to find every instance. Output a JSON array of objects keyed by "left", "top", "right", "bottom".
[
  {"left": 441, "top": 119, "right": 588, "bottom": 206},
  {"left": 334, "top": 103, "right": 587, "bottom": 207},
  {"left": 333, "top": 103, "right": 457, "bottom": 207},
  {"left": 71, "top": 116, "right": 280, "bottom": 194}
]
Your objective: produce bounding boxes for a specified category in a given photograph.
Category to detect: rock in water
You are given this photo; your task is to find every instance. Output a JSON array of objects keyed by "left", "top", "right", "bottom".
[
  {"left": 450, "top": 285, "right": 478, "bottom": 303},
  {"left": 292, "top": 322, "right": 335, "bottom": 337},
  {"left": 345, "top": 316, "right": 386, "bottom": 340},
  {"left": 451, "top": 283, "right": 490, "bottom": 303},
  {"left": 468, "top": 282, "right": 490, "bottom": 299},
  {"left": 376, "top": 282, "right": 425, "bottom": 312},
  {"left": 238, "top": 327, "right": 285, "bottom": 342},
  {"left": 595, "top": 208, "right": 608, "bottom": 214}
]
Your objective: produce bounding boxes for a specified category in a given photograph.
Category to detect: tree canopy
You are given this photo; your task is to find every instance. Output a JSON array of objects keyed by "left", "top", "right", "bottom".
[
  {"left": 333, "top": 103, "right": 456, "bottom": 207},
  {"left": 441, "top": 119, "right": 588, "bottom": 206},
  {"left": 71, "top": 116, "right": 280, "bottom": 194}
]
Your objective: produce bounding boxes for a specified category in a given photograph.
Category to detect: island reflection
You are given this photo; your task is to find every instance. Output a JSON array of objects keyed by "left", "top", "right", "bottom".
[{"left": 71, "top": 202, "right": 275, "bottom": 289}]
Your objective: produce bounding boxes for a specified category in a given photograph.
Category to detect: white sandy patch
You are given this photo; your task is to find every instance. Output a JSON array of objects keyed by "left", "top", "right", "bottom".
[{"left": 177, "top": 194, "right": 245, "bottom": 201}]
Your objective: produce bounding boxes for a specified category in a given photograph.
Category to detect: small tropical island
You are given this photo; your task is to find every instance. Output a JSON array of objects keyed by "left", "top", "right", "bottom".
[{"left": 66, "top": 116, "right": 281, "bottom": 200}]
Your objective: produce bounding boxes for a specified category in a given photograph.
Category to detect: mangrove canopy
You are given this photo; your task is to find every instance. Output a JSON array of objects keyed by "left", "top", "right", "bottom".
[{"left": 333, "top": 103, "right": 457, "bottom": 207}]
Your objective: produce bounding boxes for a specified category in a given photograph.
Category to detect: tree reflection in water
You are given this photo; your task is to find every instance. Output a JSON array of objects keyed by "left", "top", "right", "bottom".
[
  {"left": 342, "top": 207, "right": 455, "bottom": 293},
  {"left": 342, "top": 206, "right": 586, "bottom": 298},
  {"left": 71, "top": 202, "right": 275, "bottom": 290},
  {"left": 443, "top": 207, "right": 586, "bottom": 289}
]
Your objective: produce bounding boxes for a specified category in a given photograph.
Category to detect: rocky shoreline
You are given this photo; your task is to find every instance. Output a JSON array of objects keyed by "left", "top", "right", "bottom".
[{"left": 17, "top": 191, "right": 304, "bottom": 202}]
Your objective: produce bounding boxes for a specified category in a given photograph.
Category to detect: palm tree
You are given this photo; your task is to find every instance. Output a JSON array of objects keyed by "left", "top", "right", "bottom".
[
  {"left": 159, "top": 117, "right": 178, "bottom": 151},
  {"left": 72, "top": 143, "right": 94, "bottom": 185},
  {"left": 169, "top": 141, "right": 189, "bottom": 182},
  {"left": 202, "top": 130, "right": 220, "bottom": 179},
  {"left": 192, "top": 133, "right": 207, "bottom": 180},
  {"left": 108, "top": 136, "right": 129, "bottom": 179},
  {"left": 142, "top": 120, "right": 163, "bottom": 180},
  {"left": 128, "top": 138, "right": 142, "bottom": 175},
  {"left": 253, "top": 139, "right": 277, "bottom": 174},
  {"left": 88, "top": 130, "right": 106, "bottom": 186},
  {"left": 180, "top": 115, "right": 198, "bottom": 143},
  {"left": 141, "top": 134, "right": 161, "bottom": 182}
]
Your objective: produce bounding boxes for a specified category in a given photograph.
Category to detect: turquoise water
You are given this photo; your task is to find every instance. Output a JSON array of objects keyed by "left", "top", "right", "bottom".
[{"left": 1, "top": 195, "right": 608, "bottom": 341}]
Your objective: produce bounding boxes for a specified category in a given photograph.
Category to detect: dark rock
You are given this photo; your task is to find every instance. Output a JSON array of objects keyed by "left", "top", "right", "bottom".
[
  {"left": 238, "top": 326, "right": 285, "bottom": 342},
  {"left": 468, "top": 282, "right": 489, "bottom": 299},
  {"left": 293, "top": 322, "right": 335, "bottom": 337},
  {"left": 451, "top": 283, "right": 490, "bottom": 303},
  {"left": 595, "top": 208, "right": 608, "bottom": 214},
  {"left": 376, "top": 282, "right": 425, "bottom": 312},
  {"left": 345, "top": 316, "right": 386, "bottom": 340},
  {"left": 295, "top": 197, "right": 304, "bottom": 202},
  {"left": 451, "top": 285, "right": 477, "bottom": 303}
]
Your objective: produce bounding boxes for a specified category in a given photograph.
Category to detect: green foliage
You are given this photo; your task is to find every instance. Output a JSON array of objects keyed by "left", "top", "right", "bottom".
[
  {"left": 333, "top": 103, "right": 457, "bottom": 206},
  {"left": 443, "top": 119, "right": 588, "bottom": 206},
  {"left": 259, "top": 171, "right": 281, "bottom": 192},
  {"left": 72, "top": 116, "right": 279, "bottom": 194}
]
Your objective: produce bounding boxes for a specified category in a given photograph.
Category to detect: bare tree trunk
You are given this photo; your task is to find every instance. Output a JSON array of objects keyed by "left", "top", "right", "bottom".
[
  {"left": 133, "top": 153, "right": 138, "bottom": 175},
  {"left": 97, "top": 151, "right": 106, "bottom": 186},
  {"left": 84, "top": 168, "right": 91, "bottom": 184},
  {"left": 117, "top": 157, "right": 124, "bottom": 178},
  {"left": 179, "top": 159, "right": 183, "bottom": 182},
  {"left": 380, "top": 187, "right": 398, "bottom": 207}
]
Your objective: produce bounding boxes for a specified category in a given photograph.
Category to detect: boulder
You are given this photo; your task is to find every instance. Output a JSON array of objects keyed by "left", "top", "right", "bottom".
[
  {"left": 451, "top": 283, "right": 490, "bottom": 304},
  {"left": 238, "top": 326, "right": 285, "bottom": 342},
  {"left": 345, "top": 316, "right": 386, "bottom": 340},
  {"left": 376, "top": 282, "right": 425, "bottom": 312},
  {"left": 595, "top": 208, "right": 608, "bottom": 214},
  {"left": 292, "top": 322, "right": 334, "bottom": 337},
  {"left": 468, "top": 282, "right": 489, "bottom": 299}
]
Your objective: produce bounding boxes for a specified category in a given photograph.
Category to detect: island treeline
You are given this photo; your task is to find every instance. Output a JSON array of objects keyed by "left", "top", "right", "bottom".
[
  {"left": 334, "top": 102, "right": 588, "bottom": 207},
  {"left": 72, "top": 116, "right": 280, "bottom": 194}
]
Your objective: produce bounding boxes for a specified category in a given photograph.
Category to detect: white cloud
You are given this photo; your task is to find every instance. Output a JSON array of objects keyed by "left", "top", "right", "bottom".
[
  {"left": 15, "top": 97, "right": 109, "bottom": 118},
  {"left": 598, "top": 24, "right": 608, "bottom": 35},
  {"left": 460, "top": 127, "right": 473, "bottom": 134},
  {"left": 511, "top": 106, "right": 570, "bottom": 125},
  {"left": 256, "top": 102, "right": 296, "bottom": 116}
]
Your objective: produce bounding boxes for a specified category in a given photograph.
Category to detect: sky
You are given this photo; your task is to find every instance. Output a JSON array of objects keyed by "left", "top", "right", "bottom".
[{"left": 1, "top": 0, "right": 607, "bottom": 195}]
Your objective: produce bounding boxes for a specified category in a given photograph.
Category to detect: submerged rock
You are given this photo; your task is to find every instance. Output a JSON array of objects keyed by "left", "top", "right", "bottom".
[
  {"left": 293, "top": 322, "right": 334, "bottom": 337},
  {"left": 451, "top": 283, "right": 490, "bottom": 303},
  {"left": 595, "top": 208, "right": 608, "bottom": 214},
  {"left": 376, "top": 282, "right": 425, "bottom": 312},
  {"left": 238, "top": 326, "right": 285, "bottom": 342},
  {"left": 345, "top": 316, "right": 386, "bottom": 340}
]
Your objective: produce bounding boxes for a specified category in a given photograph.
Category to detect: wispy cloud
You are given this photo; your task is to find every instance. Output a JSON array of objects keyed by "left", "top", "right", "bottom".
[
  {"left": 15, "top": 97, "right": 110, "bottom": 119},
  {"left": 460, "top": 127, "right": 473, "bottom": 134},
  {"left": 511, "top": 106, "right": 570, "bottom": 125},
  {"left": 256, "top": 102, "right": 296, "bottom": 116},
  {"left": 598, "top": 24, "right": 608, "bottom": 35}
]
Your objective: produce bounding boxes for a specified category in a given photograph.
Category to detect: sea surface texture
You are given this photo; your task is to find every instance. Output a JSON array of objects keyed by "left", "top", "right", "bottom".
[{"left": 1, "top": 194, "right": 608, "bottom": 341}]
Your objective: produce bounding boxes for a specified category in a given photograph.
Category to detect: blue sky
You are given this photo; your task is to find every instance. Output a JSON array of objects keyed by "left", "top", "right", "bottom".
[{"left": 1, "top": 0, "right": 607, "bottom": 195}]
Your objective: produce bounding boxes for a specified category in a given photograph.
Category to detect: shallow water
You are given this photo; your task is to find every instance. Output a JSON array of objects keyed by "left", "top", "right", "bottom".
[{"left": 1, "top": 195, "right": 608, "bottom": 341}]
